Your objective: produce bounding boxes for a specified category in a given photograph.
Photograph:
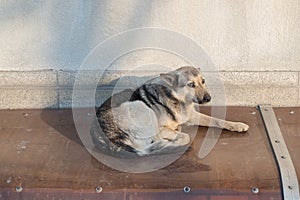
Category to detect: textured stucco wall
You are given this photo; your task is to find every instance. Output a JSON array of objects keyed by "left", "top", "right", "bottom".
[
  {"left": 1, "top": 0, "right": 300, "bottom": 71},
  {"left": 1, "top": 0, "right": 300, "bottom": 108}
]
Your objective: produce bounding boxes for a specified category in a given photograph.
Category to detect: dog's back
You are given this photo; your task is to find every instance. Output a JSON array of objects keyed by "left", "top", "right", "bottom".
[{"left": 92, "top": 76, "right": 183, "bottom": 154}]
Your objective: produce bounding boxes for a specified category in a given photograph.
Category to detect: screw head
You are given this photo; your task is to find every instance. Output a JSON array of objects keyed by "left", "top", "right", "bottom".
[
  {"left": 95, "top": 186, "right": 103, "bottom": 193},
  {"left": 16, "top": 186, "right": 23, "bottom": 193},
  {"left": 183, "top": 186, "right": 191, "bottom": 193},
  {"left": 251, "top": 187, "right": 259, "bottom": 194}
]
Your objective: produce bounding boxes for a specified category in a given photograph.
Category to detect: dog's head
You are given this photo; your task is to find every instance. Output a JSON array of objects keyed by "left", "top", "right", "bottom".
[{"left": 160, "top": 66, "right": 211, "bottom": 104}]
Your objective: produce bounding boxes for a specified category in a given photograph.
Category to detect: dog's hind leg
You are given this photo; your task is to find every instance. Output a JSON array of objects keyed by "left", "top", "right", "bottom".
[
  {"left": 158, "top": 127, "right": 190, "bottom": 146},
  {"left": 145, "top": 128, "right": 190, "bottom": 155}
]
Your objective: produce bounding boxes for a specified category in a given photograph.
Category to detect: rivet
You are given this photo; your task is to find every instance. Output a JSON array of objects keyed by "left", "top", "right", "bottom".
[
  {"left": 16, "top": 186, "right": 23, "bottom": 193},
  {"left": 183, "top": 186, "right": 191, "bottom": 193},
  {"left": 95, "top": 186, "right": 103, "bottom": 193},
  {"left": 251, "top": 111, "right": 256, "bottom": 115},
  {"left": 289, "top": 110, "right": 294, "bottom": 115},
  {"left": 288, "top": 185, "right": 293, "bottom": 190},
  {"left": 281, "top": 156, "right": 286, "bottom": 159},
  {"left": 275, "top": 140, "right": 280, "bottom": 143},
  {"left": 251, "top": 187, "right": 259, "bottom": 194}
]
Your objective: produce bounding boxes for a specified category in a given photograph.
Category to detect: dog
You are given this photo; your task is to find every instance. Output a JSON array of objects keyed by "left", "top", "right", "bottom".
[{"left": 91, "top": 66, "right": 249, "bottom": 156}]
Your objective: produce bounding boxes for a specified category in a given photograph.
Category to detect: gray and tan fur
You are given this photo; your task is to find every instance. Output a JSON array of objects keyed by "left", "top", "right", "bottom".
[{"left": 92, "top": 66, "right": 249, "bottom": 156}]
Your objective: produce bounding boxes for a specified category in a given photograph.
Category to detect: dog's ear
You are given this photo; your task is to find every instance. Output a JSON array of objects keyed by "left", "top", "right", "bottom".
[{"left": 160, "top": 73, "right": 178, "bottom": 86}]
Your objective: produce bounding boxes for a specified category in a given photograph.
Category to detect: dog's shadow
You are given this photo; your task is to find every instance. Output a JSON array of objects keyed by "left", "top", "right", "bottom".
[
  {"left": 40, "top": 106, "right": 83, "bottom": 146},
  {"left": 40, "top": 75, "right": 153, "bottom": 146}
]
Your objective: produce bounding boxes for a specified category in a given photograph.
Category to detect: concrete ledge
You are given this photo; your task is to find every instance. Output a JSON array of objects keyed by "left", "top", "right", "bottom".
[
  {"left": 0, "top": 70, "right": 299, "bottom": 109},
  {"left": 222, "top": 85, "right": 299, "bottom": 107},
  {"left": 59, "top": 88, "right": 112, "bottom": 108},
  {"left": 0, "top": 88, "right": 58, "bottom": 109}
]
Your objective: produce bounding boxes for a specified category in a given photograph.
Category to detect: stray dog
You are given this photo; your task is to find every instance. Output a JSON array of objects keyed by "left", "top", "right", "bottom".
[{"left": 91, "top": 66, "right": 249, "bottom": 156}]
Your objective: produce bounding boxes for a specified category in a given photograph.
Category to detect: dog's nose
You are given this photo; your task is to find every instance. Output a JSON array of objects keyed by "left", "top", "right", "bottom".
[{"left": 203, "top": 94, "right": 211, "bottom": 102}]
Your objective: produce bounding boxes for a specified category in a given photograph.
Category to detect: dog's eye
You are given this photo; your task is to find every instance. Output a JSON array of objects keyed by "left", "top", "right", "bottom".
[
  {"left": 187, "top": 82, "right": 195, "bottom": 88},
  {"left": 202, "top": 79, "right": 205, "bottom": 84}
]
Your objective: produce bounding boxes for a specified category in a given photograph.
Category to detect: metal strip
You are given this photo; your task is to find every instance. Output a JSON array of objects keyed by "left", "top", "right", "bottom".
[{"left": 259, "top": 105, "right": 299, "bottom": 200}]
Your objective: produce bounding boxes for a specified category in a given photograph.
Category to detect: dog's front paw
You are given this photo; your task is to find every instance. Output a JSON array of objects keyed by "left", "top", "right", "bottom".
[
  {"left": 234, "top": 122, "right": 249, "bottom": 132},
  {"left": 227, "top": 122, "right": 249, "bottom": 132}
]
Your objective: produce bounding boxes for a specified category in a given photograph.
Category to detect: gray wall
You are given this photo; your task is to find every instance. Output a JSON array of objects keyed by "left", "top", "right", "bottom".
[{"left": 1, "top": 0, "right": 300, "bottom": 108}]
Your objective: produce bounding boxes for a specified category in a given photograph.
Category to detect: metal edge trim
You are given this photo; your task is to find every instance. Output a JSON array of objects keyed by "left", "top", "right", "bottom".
[{"left": 258, "top": 105, "right": 299, "bottom": 200}]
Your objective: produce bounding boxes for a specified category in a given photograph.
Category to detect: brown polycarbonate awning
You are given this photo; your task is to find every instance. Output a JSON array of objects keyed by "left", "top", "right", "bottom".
[{"left": 0, "top": 107, "right": 299, "bottom": 199}]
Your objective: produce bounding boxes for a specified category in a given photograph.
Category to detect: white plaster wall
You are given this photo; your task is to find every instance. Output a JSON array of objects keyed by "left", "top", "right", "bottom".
[{"left": 1, "top": 0, "right": 300, "bottom": 71}]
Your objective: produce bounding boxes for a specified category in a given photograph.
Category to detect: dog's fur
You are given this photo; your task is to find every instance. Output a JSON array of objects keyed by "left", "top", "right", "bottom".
[{"left": 92, "top": 66, "right": 249, "bottom": 156}]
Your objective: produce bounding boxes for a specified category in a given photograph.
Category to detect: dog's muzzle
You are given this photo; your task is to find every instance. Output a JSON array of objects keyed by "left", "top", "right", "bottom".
[
  {"left": 195, "top": 93, "right": 211, "bottom": 104},
  {"left": 203, "top": 93, "right": 211, "bottom": 103}
]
